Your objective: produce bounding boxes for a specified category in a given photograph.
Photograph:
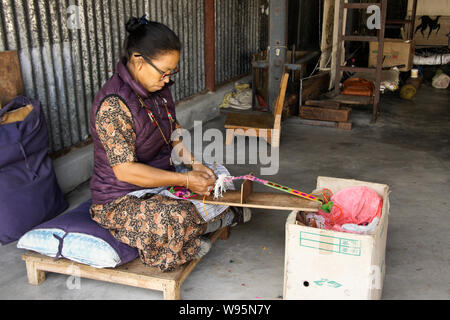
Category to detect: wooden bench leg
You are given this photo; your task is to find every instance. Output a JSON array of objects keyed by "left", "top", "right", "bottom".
[
  {"left": 25, "top": 261, "right": 46, "bottom": 285},
  {"left": 269, "top": 129, "right": 280, "bottom": 148},
  {"left": 163, "top": 281, "right": 181, "bottom": 300},
  {"left": 218, "top": 226, "right": 231, "bottom": 240},
  {"left": 225, "top": 129, "right": 234, "bottom": 145}
]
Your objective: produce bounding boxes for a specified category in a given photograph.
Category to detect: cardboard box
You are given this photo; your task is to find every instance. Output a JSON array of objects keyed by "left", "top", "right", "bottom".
[
  {"left": 407, "top": 0, "right": 450, "bottom": 16},
  {"left": 408, "top": 16, "right": 450, "bottom": 46},
  {"left": 369, "top": 39, "right": 415, "bottom": 71},
  {"left": 283, "top": 176, "right": 390, "bottom": 300}
]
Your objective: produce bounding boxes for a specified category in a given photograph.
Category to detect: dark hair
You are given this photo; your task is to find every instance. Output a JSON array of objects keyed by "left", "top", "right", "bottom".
[{"left": 123, "top": 15, "right": 181, "bottom": 61}]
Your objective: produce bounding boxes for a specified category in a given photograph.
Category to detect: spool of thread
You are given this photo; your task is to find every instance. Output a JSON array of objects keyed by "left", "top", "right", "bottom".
[
  {"left": 411, "top": 68, "right": 419, "bottom": 78},
  {"left": 400, "top": 84, "right": 416, "bottom": 100}
]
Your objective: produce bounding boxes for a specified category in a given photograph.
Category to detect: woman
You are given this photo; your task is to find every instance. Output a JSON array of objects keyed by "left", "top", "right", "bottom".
[{"left": 89, "top": 15, "right": 249, "bottom": 272}]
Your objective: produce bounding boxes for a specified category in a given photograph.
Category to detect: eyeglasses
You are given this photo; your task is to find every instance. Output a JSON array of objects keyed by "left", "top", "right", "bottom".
[{"left": 134, "top": 54, "right": 179, "bottom": 80}]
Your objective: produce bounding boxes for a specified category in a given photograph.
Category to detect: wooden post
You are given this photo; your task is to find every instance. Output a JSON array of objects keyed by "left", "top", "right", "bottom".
[
  {"left": 225, "top": 129, "right": 234, "bottom": 145},
  {"left": 218, "top": 226, "right": 231, "bottom": 240},
  {"left": 0, "top": 51, "right": 24, "bottom": 106},
  {"left": 334, "top": 0, "right": 345, "bottom": 95},
  {"left": 205, "top": 0, "right": 216, "bottom": 92},
  {"left": 240, "top": 179, "right": 253, "bottom": 204},
  {"left": 268, "top": 0, "right": 288, "bottom": 111},
  {"left": 25, "top": 261, "right": 46, "bottom": 285},
  {"left": 409, "top": 0, "right": 417, "bottom": 41},
  {"left": 163, "top": 281, "right": 181, "bottom": 300},
  {"left": 372, "top": 0, "right": 387, "bottom": 122}
]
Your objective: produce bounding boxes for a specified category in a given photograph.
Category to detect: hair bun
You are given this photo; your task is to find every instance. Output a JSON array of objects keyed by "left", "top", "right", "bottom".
[
  {"left": 125, "top": 17, "right": 141, "bottom": 33},
  {"left": 126, "top": 15, "right": 151, "bottom": 34}
]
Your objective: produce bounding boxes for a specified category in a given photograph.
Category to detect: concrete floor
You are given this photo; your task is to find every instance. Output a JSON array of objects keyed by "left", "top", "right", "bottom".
[{"left": 0, "top": 84, "right": 448, "bottom": 300}]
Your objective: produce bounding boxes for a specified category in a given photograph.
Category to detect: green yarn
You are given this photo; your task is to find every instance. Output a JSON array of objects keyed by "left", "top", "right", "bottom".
[
  {"left": 400, "top": 84, "right": 416, "bottom": 100},
  {"left": 320, "top": 201, "right": 333, "bottom": 213}
]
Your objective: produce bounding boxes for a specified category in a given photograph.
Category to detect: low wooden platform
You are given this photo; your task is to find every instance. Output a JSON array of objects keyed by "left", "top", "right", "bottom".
[
  {"left": 295, "top": 118, "right": 353, "bottom": 130},
  {"left": 300, "top": 99, "right": 354, "bottom": 130},
  {"left": 191, "top": 191, "right": 320, "bottom": 212},
  {"left": 190, "top": 177, "right": 321, "bottom": 212},
  {"left": 306, "top": 94, "right": 373, "bottom": 107},
  {"left": 326, "top": 94, "right": 374, "bottom": 105},
  {"left": 22, "top": 227, "right": 230, "bottom": 300},
  {"left": 300, "top": 105, "right": 351, "bottom": 122}
]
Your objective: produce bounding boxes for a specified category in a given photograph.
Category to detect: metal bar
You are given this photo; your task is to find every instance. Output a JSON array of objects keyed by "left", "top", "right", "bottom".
[
  {"left": 204, "top": 0, "right": 216, "bottom": 92},
  {"left": 334, "top": 0, "right": 344, "bottom": 95},
  {"left": 291, "top": 51, "right": 319, "bottom": 110},
  {"left": 299, "top": 66, "right": 303, "bottom": 111},
  {"left": 295, "top": 1, "right": 302, "bottom": 52},
  {"left": 373, "top": 0, "right": 387, "bottom": 122},
  {"left": 342, "top": 35, "right": 378, "bottom": 42},
  {"left": 343, "top": 3, "right": 380, "bottom": 9},
  {"left": 294, "top": 50, "right": 320, "bottom": 64},
  {"left": 340, "top": 66, "right": 377, "bottom": 73},
  {"left": 285, "top": 63, "right": 302, "bottom": 71},
  {"left": 187, "top": 0, "right": 194, "bottom": 96},
  {"left": 291, "top": 44, "right": 296, "bottom": 82},
  {"left": 386, "top": 19, "right": 412, "bottom": 24},
  {"left": 179, "top": 0, "right": 188, "bottom": 99},
  {"left": 252, "top": 60, "right": 269, "bottom": 68},
  {"left": 409, "top": 0, "right": 418, "bottom": 41},
  {"left": 268, "top": 0, "right": 288, "bottom": 112},
  {"left": 252, "top": 63, "right": 256, "bottom": 109}
]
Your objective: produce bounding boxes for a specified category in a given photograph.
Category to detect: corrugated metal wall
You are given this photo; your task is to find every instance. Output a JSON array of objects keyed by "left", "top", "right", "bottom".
[
  {"left": 0, "top": 0, "right": 266, "bottom": 153},
  {"left": 215, "top": 0, "right": 267, "bottom": 85}
]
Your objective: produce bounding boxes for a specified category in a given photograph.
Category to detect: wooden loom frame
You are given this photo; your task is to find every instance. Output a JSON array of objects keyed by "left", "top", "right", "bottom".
[{"left": 190, "top": 176, "right": 321, "bottom": 212}]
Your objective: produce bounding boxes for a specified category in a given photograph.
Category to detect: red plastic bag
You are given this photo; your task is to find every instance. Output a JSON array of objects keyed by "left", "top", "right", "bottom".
[{"left": 317, "top": 186, "right": 383, "bottom": 232}]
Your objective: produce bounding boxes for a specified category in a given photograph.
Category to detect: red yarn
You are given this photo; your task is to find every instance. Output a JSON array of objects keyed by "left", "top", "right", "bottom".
[{"left": 318, "top": 186, "right": 383, "bottom": 232}]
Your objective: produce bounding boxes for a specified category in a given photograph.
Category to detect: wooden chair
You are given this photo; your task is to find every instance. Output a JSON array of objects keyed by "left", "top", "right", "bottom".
[
  {"left": 224, "top": 73, "right": 289, "bottom": 148},
  {"left": 0, "top": 50, "right": 24, "bottom": 107}
]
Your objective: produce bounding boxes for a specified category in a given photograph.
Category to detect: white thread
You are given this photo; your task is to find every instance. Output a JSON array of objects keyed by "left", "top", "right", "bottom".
[{"left": 214, "top": 174, "right": 234, "bottom": 199}]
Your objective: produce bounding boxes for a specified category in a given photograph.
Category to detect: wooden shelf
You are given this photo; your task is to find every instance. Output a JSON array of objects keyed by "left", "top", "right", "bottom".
[
  {"left": 342, "top": 35, "right": 378, "bottom": 42},
  {"left": 224, "top": 112, "right": 274, "bottom": 130},
  {"left": 328, "top": 94, "right": 374, "bottom": 105},
  {"left": 343, "top": 3, "right": 380, "bottom": 9},
  {"left": 191, "top": 191, "right": 320, "bottom": 212},
  {"left": 190, "top": 178, "right": 321, "bottom": 212},
  {"left": 335, "top": 0, "right": 387, "bottom": 121},
  {"left": 386, "top": 19, "right": 413, "bottom": 25},
  {"left": 339, "top": 66, "right": 377, "bottom": 73}
]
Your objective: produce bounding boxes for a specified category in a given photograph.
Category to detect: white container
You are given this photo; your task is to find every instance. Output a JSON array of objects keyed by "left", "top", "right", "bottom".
[{"left": 283, "top": 176, "right": 390, "bottom": 300}]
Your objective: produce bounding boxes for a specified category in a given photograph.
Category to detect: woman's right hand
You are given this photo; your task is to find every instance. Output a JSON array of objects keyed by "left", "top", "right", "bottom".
[{"left": 185, "top": 171, "right": 216, "bottom": 196}]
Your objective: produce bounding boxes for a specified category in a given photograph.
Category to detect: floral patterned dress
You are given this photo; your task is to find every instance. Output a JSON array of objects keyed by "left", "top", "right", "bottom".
[{"left": 90, "top": 95, "right": 216, "bottom": 272}]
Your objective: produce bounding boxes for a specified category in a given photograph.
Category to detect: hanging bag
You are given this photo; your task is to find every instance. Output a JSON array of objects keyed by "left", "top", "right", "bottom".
[{"left": 0, "top": 96, "right": 68, "bottom": 244}]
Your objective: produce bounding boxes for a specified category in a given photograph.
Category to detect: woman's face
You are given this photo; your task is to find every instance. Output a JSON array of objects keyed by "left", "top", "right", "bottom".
[{"left": 130, "top": 50, "right": 180, "bottom": 93}]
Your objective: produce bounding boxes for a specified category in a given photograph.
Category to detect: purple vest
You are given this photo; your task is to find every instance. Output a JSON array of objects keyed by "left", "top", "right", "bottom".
[{"left": 90, "top": 58, "right": 177, "bottom": 204}]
